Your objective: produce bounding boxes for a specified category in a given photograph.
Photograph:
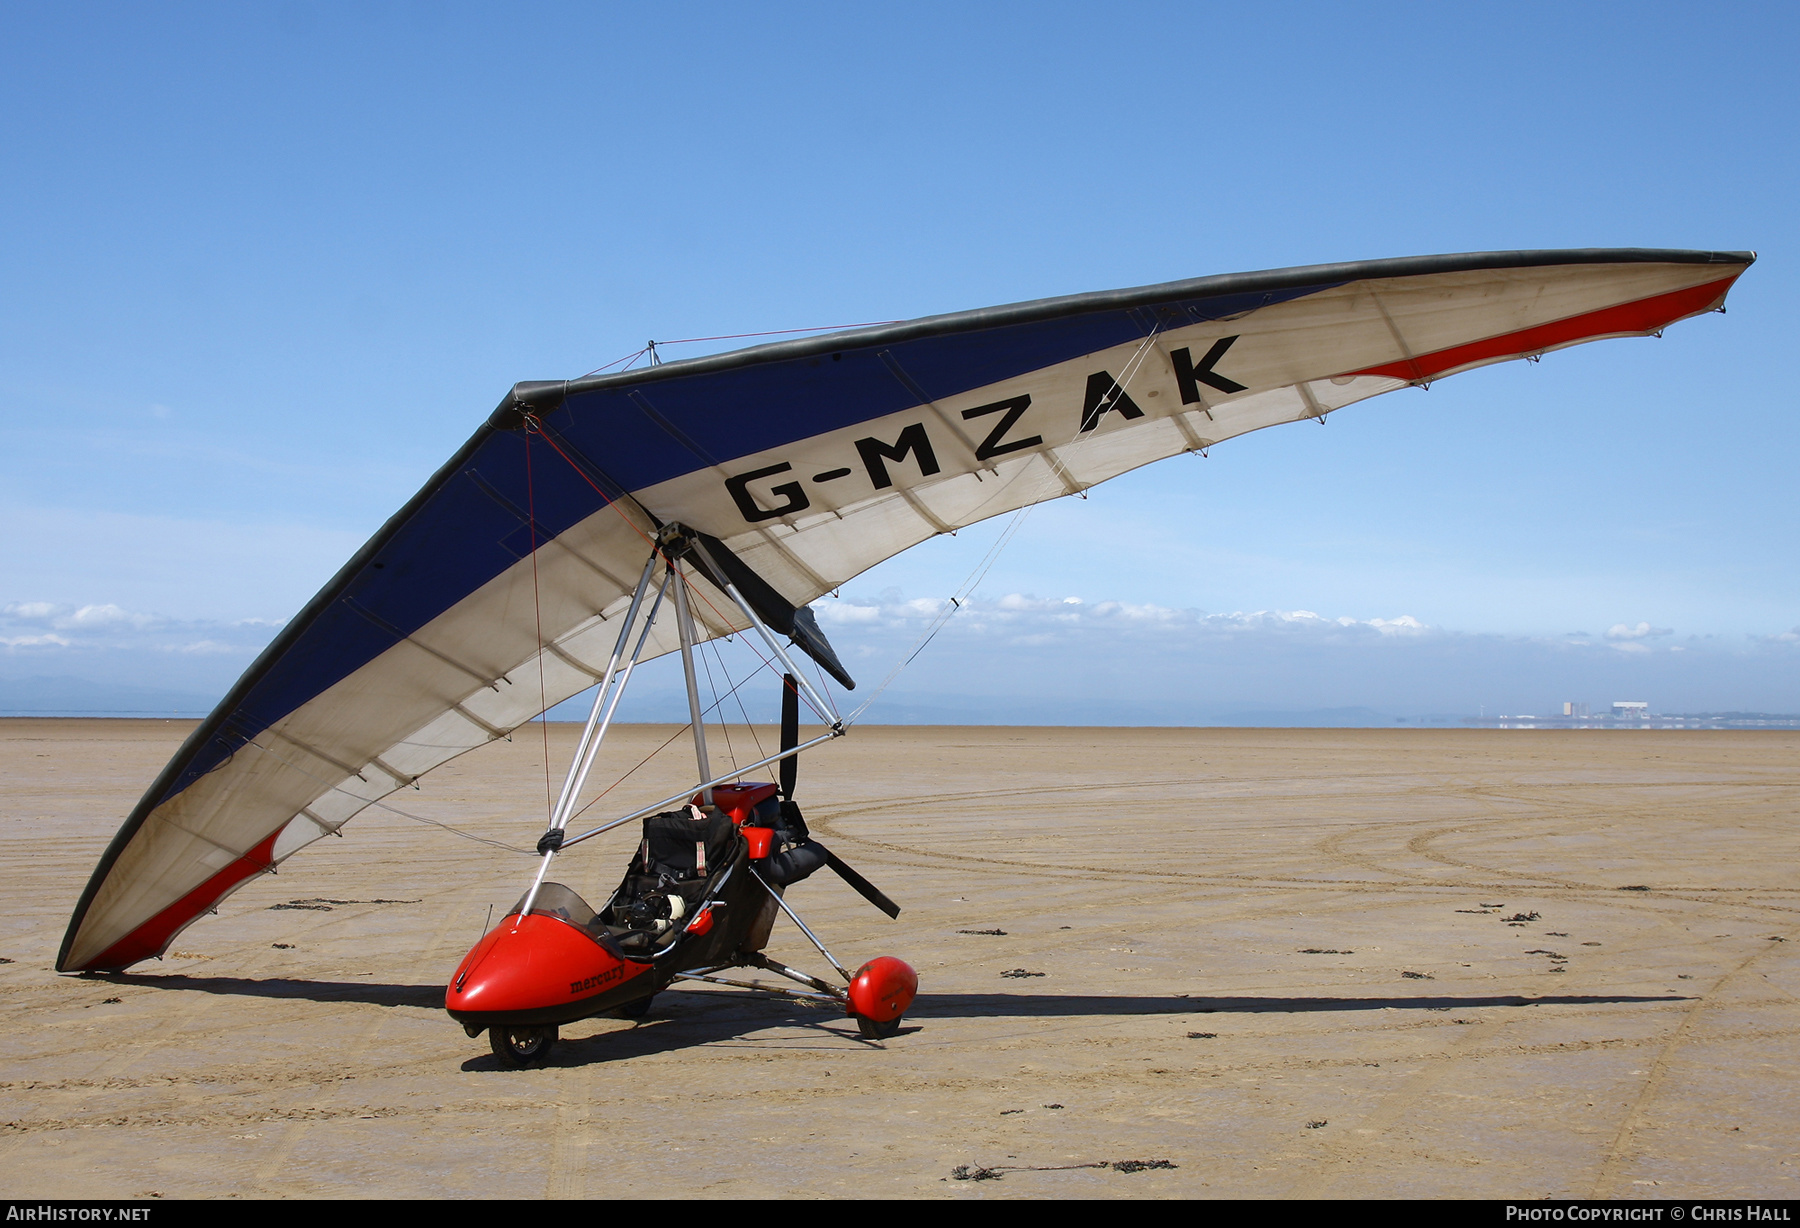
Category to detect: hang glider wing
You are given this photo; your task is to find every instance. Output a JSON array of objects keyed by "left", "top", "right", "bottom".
[{"left": 59, "top": 248, "right": 1752, "bottom": 972}]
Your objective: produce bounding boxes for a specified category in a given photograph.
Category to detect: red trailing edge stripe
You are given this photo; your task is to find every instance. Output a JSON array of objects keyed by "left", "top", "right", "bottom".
[
  {"left": 76, "top": 829, "right": 283, "bottom": 972},
  {"left": 1348, "top": 275, "right": 1741, "bottom": 384}
]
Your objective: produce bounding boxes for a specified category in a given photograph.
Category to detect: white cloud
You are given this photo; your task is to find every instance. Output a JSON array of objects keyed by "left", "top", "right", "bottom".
[
  {"left": 1606, "top": 622, "right": 1673, "bottom": 640},
  {"left": 66, "top": 603, "right": 155, "bottom": 629},
  {"left": 814, "top": 602, "right": 881, "bottom": 625},
  {"left": 1, "top": 633, "right": 73, "bottom": 649},
  {"left": 0, "top": 599, "right": 277, "bottom": 661},
  {"left": 813, "top": 590, "right": 1438, "bottom": 647},
  {"left": 4, "top": 601, "right": 56, "bottom": 619}
]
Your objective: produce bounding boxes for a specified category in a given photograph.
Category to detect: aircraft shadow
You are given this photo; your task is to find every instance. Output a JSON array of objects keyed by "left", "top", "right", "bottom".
[
  {"left": 91, "top": 971, "right": 442, "bottom": 1010},
  {"left": 93, "top": 974, "right": 1691, "bottom": 1070},
  {"left": 460, "top": 987, "right": 1692, "bottom": 1071},
  {"left": 469, "top": 994, "right": 868, "bottom": 1070},
  {"left": 909, "top": 991, "right": 1691, "bottom": 1018}
]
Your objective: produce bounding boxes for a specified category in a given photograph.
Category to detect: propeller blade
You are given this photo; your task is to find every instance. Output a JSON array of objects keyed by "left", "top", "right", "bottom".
[
  {"left": 814, "top": 843, "right": 901, "bottom": 919},
  {"left": 687, "top": 529, "right": 855, "bottom": 689},
  {"left": 779, "top": 673, "right": 798, "bottom": 800}
]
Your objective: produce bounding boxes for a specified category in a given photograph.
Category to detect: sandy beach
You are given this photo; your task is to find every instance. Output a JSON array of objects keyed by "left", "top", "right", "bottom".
[{"left": 1, "top": 718, "right": 1794, "bottom": 1199}]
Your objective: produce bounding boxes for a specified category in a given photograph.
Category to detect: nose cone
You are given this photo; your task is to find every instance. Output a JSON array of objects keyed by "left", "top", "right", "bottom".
[{"left": 447, "top": 914, "right": 648, "bottom": 1022}]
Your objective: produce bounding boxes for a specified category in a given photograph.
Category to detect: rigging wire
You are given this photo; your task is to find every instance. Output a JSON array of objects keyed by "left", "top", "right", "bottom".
[
  {"left": 577, "top": 320, "right": 901, "bottom": 380},
  {"left": 579, "top": 346, "right": 650, "bottom": 378},
  {"left": 237, "top": 737, "right": 534, "bottom": 856},
  {"left": 711, "top": 636, "right": 767, "bottom": 763},
  {"left": 566, "top": 723, "right": 694, "bottom": 823},
  {"left": 1040, "top": 325, "right": 1164, "bottom": 494},
  {"left": 523, "top": 428, "right": 554, "bottom": 823},
  {"left": 807, "top": 653, "right": 840, "bottom": 724},
  {"left": 696, "top": 632, "right": 737, "bottom": 775},
  {"left": 530, "top": 323, "right": 1170, "bottom": 825},
  {"left": 363, "top": 797, "right": 535, "bottom": 855},
  {"left": 169, "top": 288, "right": 1395, "bottom": 875},
  {"left": 524, "top": 416, "right": 657, "bottom": 553},
  {"left": 841, "top": 506, "right": 1030, "bottom": 723},
  {"left": 527, "top": 417, "right": 835, "bottom": 726},
  {"left": 667, "top": 566, "right": 835, "bottom": 725},
  {"left": 562, "top": 645, "right": 780, "bottom": 825},
  {"left": 841, "top": 325, "right": 1165, "bottom": 724}
]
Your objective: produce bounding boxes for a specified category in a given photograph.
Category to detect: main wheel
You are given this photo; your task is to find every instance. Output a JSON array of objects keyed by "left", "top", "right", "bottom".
[
  {"left": 856, "top": 1013, "right": 903, "bottom": 1040},
  {"left": 488, "top": 1024, "right": 558, "bottom": 1068}
]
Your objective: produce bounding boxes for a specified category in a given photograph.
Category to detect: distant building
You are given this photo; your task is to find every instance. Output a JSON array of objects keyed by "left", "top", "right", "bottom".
[
  {"left": 1563, "top": 702, "right": 1589, "bottom": 717},
  {"left": 1612, "top": 701, "right": 1649, "bottom": 719}
]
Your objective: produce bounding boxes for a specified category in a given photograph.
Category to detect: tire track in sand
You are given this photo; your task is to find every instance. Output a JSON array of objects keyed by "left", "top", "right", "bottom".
[{"left": 1589, "top": 940, "right": 1785, "bottom": 1198}]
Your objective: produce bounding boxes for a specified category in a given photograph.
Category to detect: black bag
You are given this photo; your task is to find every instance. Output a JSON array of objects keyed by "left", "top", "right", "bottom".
[{"left": 639, "top": 806, "right": 737, "bottom": 881}]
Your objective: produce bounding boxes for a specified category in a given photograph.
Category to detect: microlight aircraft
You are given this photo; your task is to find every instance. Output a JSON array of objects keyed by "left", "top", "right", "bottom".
[{"left": 59, "top": 250, "right": 1752, "bottom": 1065}]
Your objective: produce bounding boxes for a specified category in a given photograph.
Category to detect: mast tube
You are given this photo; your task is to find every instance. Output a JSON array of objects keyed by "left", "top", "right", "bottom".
[
  {"left": 547, "top": 550, "right": 659, "bottom": 831},
  {"left": 550, "top": 570, "right": 669, "bottom": 832},
  {"left": 558, "top": 729, "right": 839, "bottom": 850},
  {"left": 671, "top": 562, "right": 713, "bottom": 804},
  {"left": 714, "top": 577, "right": 838, "bottom": 728}
]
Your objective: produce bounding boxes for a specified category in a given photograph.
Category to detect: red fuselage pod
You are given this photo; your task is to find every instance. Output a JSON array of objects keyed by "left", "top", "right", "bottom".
[
  {"left": 702, "top": 781, "right": 779, "bottom": 824},
  {"left": 847, "top": 956, "right": 918, "bottom": 1023},
  {"left": 445, "top": 913, "right": 653, "bottom": 1029}
]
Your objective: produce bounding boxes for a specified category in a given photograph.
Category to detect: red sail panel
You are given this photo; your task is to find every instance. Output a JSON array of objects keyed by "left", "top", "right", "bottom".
[
  {"left": 1347, "top": 276, "right": 1739, "bottom": 384},
  {"left": 83, "top": 830, "right": 283, "bottom": 972}
]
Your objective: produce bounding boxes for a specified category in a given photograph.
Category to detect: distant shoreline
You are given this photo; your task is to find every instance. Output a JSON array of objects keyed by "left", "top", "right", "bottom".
[{"left": 5, "top": 714, "right": 1799, "bottom": 731}]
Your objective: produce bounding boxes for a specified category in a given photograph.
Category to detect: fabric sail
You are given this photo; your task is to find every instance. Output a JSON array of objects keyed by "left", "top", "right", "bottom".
[{"left": 59, "top": 248, "right": 1754, "bottom": 972}]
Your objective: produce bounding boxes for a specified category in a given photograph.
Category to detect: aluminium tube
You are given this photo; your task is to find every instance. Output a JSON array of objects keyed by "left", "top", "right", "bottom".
[
  {"left": 549, "top": 570, "right": 669, "bottom": 831},
  {"left": 514, "top": 573, "right": 670, "bottom": 923},
  {"left": 671, "top": 563, "right": 713, "bottom": 805},
  {"left": 715, "top": 577, "right": 839, "bottom": 728},
  {"left": 546, "top": 551, "right": 659, "bottom": 831},
  {"left": 557, "top": 729, "right": 840, "bottom": 851}
]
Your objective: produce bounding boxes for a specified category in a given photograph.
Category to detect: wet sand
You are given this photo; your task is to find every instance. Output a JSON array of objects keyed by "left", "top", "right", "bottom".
[{"left": 0, "top": 718, "right": 1795, "bottom": 1199}]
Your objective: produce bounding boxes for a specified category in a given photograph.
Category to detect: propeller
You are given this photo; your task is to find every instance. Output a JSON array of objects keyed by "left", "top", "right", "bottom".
[
  {"left": 774, "top": 671, "right": 900, "bottom": 918},
  {"left": 819, "top": 846, "right": 900, "bottom": 919},
  {"left": 779, "top": 672, "right": 798, "bottom": 801}
]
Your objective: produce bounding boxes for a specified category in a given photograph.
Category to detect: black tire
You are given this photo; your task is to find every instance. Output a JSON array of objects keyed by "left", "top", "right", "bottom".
[
  {"left": 856, "top": 1013, "right": 902, "bottom": 1040},
  {"left": 616, "top": 993, "right": 654, "bottom": 1019},
  {"left": 488, "top": 1024, "right": 558, "bottom": 1067}
]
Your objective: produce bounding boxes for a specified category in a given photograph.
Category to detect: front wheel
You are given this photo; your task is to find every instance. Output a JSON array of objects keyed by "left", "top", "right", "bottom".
[
  {"left": 856, "top": 1013, "right": 903, "bottom": 1040},
  {"left": 489, "top": 1024, "right": 558, "bottom": 1067}
]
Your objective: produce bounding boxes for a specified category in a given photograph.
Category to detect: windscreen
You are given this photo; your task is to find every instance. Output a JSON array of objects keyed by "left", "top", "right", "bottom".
[{"left": 509, "top": 882, "right": 598, "bottom": 930}]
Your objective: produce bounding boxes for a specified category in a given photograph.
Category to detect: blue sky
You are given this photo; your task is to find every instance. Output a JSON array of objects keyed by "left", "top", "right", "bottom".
[{"left": 2, "top": 2, "right": 1796, "bottom": 720}]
